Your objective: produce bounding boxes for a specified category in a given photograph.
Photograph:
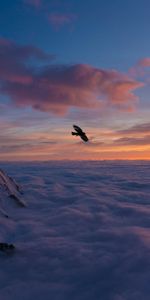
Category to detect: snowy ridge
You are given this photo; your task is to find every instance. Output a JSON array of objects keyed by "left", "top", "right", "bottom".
[
  {"left": 0, "top": 169, "right": 20, "bottom": 194},
  {"left": 0, "top": 169, "right": 26, "bottom": 217}
]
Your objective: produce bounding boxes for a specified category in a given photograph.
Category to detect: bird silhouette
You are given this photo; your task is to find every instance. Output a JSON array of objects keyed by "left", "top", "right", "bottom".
[{"left": 72, "top": 125, "right": 88, "bottom": 142}]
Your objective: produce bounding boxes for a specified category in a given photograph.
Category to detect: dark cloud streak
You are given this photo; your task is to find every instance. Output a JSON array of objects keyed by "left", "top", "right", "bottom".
[
  {"left": 117, "top": 122, "right": 150, "bottom": 135},
  {"left": 113, "top": 135, "right": 150, "bottom": 146}
]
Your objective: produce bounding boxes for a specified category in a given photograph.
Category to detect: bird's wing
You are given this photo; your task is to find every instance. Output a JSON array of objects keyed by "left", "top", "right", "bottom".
[
  {"left": 73, "top": 125, "right": 83, "bottom": 134},
  {"left": 80, "top": 134, "right": 88, "bottom": 142}
]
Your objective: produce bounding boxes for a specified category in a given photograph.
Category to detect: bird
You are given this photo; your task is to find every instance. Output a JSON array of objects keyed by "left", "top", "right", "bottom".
[{"left": 71, "top": 125, "right": 89, "bottom": 142}]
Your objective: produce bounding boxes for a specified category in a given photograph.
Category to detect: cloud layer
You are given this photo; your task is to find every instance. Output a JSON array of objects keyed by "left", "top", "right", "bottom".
[
  {"left": 0, "top": 39, "right": 144, "bottom": 115},
  {"left": 0, "top": 161, "right": 149, "bottom": 300}
]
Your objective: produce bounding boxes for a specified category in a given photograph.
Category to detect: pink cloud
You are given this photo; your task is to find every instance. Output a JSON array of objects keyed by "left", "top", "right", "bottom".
[
  {"left": 113, "top": 135, "right": 150, "bottom": 146},
  {"left": 0, "top": 38, "right": 54, "bottom": 84},
  {"left": 138, "top": 57, "right": 150, "bottom": 67},
  {"left": 129, "top": 57, "right": 150, "bottom": 79},
  {"left": 0, "top": 39, "right": 144, "bottom": 116},
  {"left": 24, "top": 1, "right": 77, "bottom": 30},
  {"left": 117, "top": 122, "right": 150, "bottom": 135},
  {"left": 48, "top": 13, "right": 76, "bottom": 29}
]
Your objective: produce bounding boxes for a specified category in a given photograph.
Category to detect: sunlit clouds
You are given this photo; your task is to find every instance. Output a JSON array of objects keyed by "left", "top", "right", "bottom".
[
  {"left": 0, "top": 39, "right": 144, "bottom": 115},
  {"left": 0, "top": 38, "right": 149, "bottom": 160},
  {"left": 129, "top": 57, "right": 150, "bottom": 80},
  {"left": 0, "top": 114, "right": 149, "bottom": 160},
  {"left": 0, "top": 0, "right": 150, "bottom": 160}
]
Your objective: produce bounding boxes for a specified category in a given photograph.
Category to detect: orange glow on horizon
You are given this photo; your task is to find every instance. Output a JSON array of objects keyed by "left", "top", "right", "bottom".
[{"left": 0, "top": 120, "right": 149, "bottom": 161}]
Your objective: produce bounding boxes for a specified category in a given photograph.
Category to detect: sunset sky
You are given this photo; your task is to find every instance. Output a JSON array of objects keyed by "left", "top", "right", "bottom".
[{"left": 0, "top": 0, "right": 150, "bottom": 160}]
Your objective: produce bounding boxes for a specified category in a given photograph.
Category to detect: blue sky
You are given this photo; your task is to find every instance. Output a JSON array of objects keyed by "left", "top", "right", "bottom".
[
  {"left": 0, "top": 0, "right": 149, "bottom": 160},
  {"left": 1, "top": 0, "right": 150, "bottom": 68}
]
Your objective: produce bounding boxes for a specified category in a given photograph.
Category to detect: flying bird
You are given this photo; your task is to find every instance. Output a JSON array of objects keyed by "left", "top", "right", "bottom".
[{"left": 72, "top": 125, "right": 89, "bottom": 142}]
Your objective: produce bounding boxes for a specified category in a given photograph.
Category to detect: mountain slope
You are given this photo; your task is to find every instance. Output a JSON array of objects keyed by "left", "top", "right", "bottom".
[{"left": 0, "top": 169, "right": 26, "bottom": 217}]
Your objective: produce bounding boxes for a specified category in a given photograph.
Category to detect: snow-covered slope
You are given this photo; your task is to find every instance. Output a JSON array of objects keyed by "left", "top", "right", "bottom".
[{"left": 0, "top": 169, "right": 26, "bottom": 217}]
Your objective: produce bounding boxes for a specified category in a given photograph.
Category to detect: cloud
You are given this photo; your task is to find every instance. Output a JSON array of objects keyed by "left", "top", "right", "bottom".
[
  {"left": 0, "top": 39, "right": 144, "bottom": 116},
  {"left": 48, "top": 13, "right": 76, "bottom": 29},
  {"left": 129, "top": 57, "right": 150, "bottom": 79},
  {"left": 96, "top": 122, "right": 150, "bottom": 146},
  {"left": 23, "top": 0, "right": 77, "bottom": 30},
  {"left": 138, "top": 58, "right": 150, "bottom": 68},
  {"left": 24, "top": 0, "right": 41, "bottom": 9},
  {"left": 89, "top": 122, "right": 150, "bottom": 150},
  {"left": 83, "top": 122, "right": 150, "bottom": 150},
  {"left": 0, "top": 162, "right": 150, "bottom": 299},
  {"left": 0, "top": 38, "right": 54, "bottom": 85},
  {"left": 0, "top": 117, "right": 60, "bottom": 156},
  {"left": 113, "top": 135, "right": 150, "bottom": 146},
  {"left": 117, "top": 122, "right": 150, "bottom": 135}
]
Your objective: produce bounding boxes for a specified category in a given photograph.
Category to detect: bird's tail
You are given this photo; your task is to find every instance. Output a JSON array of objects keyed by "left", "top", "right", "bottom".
[{"left": 72, "top": 132, "right": 79, "bottom": 136}]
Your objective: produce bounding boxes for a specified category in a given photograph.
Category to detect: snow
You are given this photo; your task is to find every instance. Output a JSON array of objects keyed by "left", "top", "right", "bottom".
[
  {"left": 0, "top": 169, "right": 26, "bottom": 218},
  {"left": 0, "top": 161, "right": 149, "bottom": 300}
]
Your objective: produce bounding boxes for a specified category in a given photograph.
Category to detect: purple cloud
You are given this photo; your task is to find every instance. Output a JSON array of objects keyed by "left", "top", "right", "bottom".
[
  {"left": 24, "top": 0, "right": 41, "bottom": 9},
  {"left": 48, "top": 13, "right": 77, "bottom": 29},
  {"left": 113, "top": 135, "right": 150, "bottom": 146},
  {"left": 0, "top": 162, "right": 149, "bottom": 299},
  {"left": 129, "top": 57, "right": 150, "bottom": 79},
  {"left": 0, "top": 39, "right": 144, "bottom": 115},
  {"left": 117, "top": 122, "right": 150, "bottom": 135},
  {"left": 0, "top": 38, "right": 54, "bottom": 84}
]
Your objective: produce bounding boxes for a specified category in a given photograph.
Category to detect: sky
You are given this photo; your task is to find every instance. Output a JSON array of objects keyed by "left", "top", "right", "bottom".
[{"left": 0, "top": 0, "right": 150, "bottom": 160}]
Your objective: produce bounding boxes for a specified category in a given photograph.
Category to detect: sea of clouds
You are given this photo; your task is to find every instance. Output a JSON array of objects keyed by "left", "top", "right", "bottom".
[{"left": 0, "top": 161, "right": 149, "bottom": 300}]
